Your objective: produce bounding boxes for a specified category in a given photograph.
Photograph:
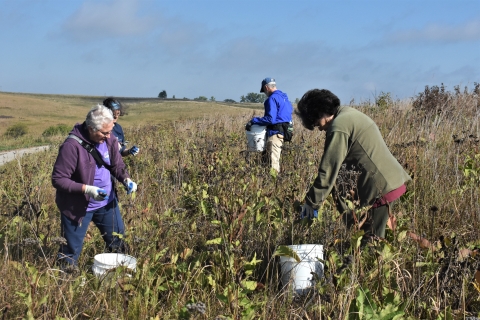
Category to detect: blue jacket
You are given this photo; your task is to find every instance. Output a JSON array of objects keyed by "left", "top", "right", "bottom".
[
  {"left": 251, "top": 90, "right": 293, "bottom": 137},
  {"left": 112, "top": 122, "right": 126, "bottom": 153}
]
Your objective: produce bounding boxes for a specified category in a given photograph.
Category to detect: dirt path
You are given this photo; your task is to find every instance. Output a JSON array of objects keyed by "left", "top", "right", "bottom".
[{"left": 0, "top": 146, "right": 50, "bottom": 166}]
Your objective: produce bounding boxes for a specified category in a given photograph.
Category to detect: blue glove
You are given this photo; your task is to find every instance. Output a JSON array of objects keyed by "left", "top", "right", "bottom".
[
  {"left": 84, "top": 185, "right": 109, "bottom": 201},
  {"left": 123, "top": 178, "right": 137, "bottom": 195},
  {"left": 129, "top": 145, "right": 139, "bottom": 156},
  {"left": 300, "top": 203, "right": 318, "bottom": 220},
  {"left": 245, "top": 120, "right": 253, "bottom": 131}
]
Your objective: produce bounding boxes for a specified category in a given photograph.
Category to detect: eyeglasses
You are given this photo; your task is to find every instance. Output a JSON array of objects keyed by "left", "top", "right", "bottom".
[{"left": 98, "top": 130, "right": 112, "bottom": 137}]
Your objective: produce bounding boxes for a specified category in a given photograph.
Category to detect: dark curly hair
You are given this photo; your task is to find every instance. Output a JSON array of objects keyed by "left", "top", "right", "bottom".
[
  {"left": 296, "top": 89, "right": 340, "bottom": 130},
  {"left": 102, "top": 97, "right": 125, "bottom": 116}
]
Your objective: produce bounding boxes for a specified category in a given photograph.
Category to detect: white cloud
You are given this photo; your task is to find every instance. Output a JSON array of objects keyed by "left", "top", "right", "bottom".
[
  {"left": 63, "top": 0, "right": 156, "bottom": 41},
  {"left": 390, "top": 19, "right": 480, "bottom": 44}
]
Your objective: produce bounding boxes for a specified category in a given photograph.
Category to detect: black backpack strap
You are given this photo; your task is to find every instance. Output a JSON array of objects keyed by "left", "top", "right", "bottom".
[
  {"left": 266, "top": 122, "right": 293, "bottom": 142},
  {"left": 266, "top": 123, "right": 285, "bottom": 133},
  {"left": 67, "top": 134, "right": 112, "bottom": 170}
]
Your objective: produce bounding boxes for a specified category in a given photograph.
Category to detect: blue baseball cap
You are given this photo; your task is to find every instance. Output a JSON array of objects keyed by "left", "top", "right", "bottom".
[
  {"left": 103, "top": 98, "right": 122, "bottom": 110},
  {"left": 260, "top": 77, "right": 275, "bottom": 93},
  {"left": 110, "top": 101, "right": 121, "bottom": 110}
]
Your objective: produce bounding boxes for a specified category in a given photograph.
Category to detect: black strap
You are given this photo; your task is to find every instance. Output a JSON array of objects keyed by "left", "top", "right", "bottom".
[
  {"left": 68, "top": 134, "right": 112, "bottom": 170},
  {"left": 267, "top": 122, "right": 286, "bottom": 133}
]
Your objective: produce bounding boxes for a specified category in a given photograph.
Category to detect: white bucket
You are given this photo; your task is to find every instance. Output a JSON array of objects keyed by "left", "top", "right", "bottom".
[
  {"left": 92, "top": 253, "right": 137, "bottom": 279},
  {"left": 279, "top": 244, "right": 324, "bottom": 295},
  {"left": 246, "top": 125, "right": 267, "bottom": 151}
]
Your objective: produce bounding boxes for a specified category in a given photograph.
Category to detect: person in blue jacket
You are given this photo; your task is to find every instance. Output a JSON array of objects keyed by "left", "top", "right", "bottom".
[
  {"left": 246, "top": 77, "right": 293, "bottom": 172},
  {"left": 103, "top": 97, "right": 139, "bottom": 157}
]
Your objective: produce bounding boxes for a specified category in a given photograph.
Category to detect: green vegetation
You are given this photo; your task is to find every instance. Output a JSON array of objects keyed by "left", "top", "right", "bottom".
[
  {"left": 1, "top": 85, "right": 480, "bottom": 318},
  {"left": 4, "top": 123, "right": 28, "bottom": 138},
  {"left": 158, "top": 90, "right": 167, "bottom": 98},
  {"left": 375, "top": 91, "right": 393, "bottom": 111},
  {"left": 42, "top": 124, "right": 71, "bottom": 137},
  {"left": 0, "top": 92, "right": 259, "bottom": 151},
  {"left": 240, "top": 92, "right": 266, "bottom": 103}
]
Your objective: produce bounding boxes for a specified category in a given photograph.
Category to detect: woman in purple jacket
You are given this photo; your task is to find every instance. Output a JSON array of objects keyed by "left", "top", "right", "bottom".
[{"left": 52, "top": 105, "right": 138, "bottom": 268}]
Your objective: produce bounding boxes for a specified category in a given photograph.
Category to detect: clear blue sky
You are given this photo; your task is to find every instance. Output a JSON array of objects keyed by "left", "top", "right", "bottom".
[{"left": 1, "top": 0, "right": 479, "bottom": 103}]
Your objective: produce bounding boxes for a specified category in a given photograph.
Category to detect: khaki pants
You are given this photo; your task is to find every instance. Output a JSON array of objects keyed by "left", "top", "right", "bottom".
[{"left": 266, "top": 134, "right": 284, "bottom": 172}]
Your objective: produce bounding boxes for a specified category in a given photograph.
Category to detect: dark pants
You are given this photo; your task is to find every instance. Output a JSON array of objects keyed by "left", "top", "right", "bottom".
[
  {"left": 343, "top": 203, "right": 392, "bottom": 238},
  {"left": 58, "top": 198, "right": 126, "bottom": 265}
]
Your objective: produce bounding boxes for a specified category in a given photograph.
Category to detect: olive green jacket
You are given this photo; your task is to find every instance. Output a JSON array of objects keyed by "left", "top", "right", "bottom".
[{"left": 306, "top": 106, "right": 411, "bottom": 211}]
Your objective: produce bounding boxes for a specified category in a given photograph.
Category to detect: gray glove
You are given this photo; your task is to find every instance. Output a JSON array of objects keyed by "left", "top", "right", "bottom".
[
  {"left": 300, "top": 203, "right": 318, "bottom": 219},
  {"left": 85, "top": 185, "right": 109, "bottom": 201},
  {"left": 129, "top": 145, "right": 139, "bottom": 156},
  {"left": 123, "top": 178, "right": 137, "bottom": 195}
]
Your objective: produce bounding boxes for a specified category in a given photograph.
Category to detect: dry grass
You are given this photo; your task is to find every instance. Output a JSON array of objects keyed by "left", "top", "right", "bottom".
[
  {"left": 1, "top": 86, "right": 480, "bottom": 319},
  {"left": 0, "top": 92, "right": 261, "bottom": 137},
  {"left": 0, "top": 92, "right": 262, "bottom": 151}
]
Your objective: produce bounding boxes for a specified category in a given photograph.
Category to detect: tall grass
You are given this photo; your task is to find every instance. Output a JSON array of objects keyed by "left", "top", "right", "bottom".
[{"left": 0, "top": 86, "right": 479, "bottom": 319}]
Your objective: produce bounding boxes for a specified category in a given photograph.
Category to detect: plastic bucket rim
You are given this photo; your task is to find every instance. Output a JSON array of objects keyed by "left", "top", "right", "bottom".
[{"left": 93, "top": 253, "right": 137, "bottom": 268}]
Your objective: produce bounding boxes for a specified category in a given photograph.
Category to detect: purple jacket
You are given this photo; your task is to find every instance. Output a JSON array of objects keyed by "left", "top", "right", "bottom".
[{"left": 52, "top": 122, "right": 130, "bottom": 223}]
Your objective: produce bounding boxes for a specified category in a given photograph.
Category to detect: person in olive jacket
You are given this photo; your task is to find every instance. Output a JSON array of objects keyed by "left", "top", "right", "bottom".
[
  {"left": 297, "top": 89, "right": 411, "bottom": 239},
  {"left": 52, "top": 105, "right": 138, "bottom": 267}
]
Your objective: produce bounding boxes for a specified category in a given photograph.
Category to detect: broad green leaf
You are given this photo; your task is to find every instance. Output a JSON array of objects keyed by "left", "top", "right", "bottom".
[
  {"left": 112, "top": 232, "right": 123, "bottom": 239},
  {"left": 381, "top": 243, "right": 393, "bottom": 261},
  {"left": 201, "top": 200, "right": 207, "bottom": 215},
  {"left": 351, "top": 230, "right": 365, "bottom": 249},
  {"left": 269, "top": 168, "right": 278, "bottom": 178},
  {"left": 397, "top": 229, "right": 408, "bottom": 242},
  {"left": 274, "top": 245, "right": 300, "bottom": 262},
  {"left": 206, "top": 237, "right": 223, "bottom": 245},
  {"left": 241, "top": 280, "right": 257, "bottom": 291},
  {"left": 207, "top": 275, "right": 215, "bottom": 287},
  {"left": 415, "top": 262, "right": 430, "bottom": 267},
  {"left": 216, "top": 293, "right": 228, "bottom": 304}
]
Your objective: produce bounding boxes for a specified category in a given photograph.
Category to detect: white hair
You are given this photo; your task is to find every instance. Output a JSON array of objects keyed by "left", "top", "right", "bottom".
[{"left": 85, "top": 104, "right": 114, "bottom": 131}]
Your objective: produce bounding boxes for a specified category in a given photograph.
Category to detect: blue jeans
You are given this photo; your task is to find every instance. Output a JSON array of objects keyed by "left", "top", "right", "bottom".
[{"left": 58, "top": 198, "right": 126, "bottom": 265}]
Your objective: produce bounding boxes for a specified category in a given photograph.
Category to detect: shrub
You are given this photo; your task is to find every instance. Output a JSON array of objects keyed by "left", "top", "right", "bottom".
[
  {"left": 42, "top": 124, "right": 71, "bottom": 137},
  {"left": 5, "top": 123, "right": 28, "bottom": 138},
  {"left": 158, "top": 90, "right": 167, "bottom": 98},
  {"left": 412, "top": 83, "right": 452, "bottom": 114},
  {"left": 375, "top": 91, "right": 393, "bottom": 110},
  {"left": 412, "top": 83, "right": 480, "bottom": 116}
]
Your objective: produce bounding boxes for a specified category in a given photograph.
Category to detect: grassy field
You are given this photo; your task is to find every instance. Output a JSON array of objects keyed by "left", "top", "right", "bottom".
[
  {"left": 0, "top": 92, "right": 262, "bottom": 151},
  {"left": 1, "top": 85, "right": 480, "bottom": 319}
]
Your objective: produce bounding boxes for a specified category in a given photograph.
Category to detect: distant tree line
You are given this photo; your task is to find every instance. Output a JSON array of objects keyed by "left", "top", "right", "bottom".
[
  {"left": 240, "top": 93, "right": 266, "bottom": 103},
  {"left": 157, "top": 89, "right": 274, "bottom": 104}
]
